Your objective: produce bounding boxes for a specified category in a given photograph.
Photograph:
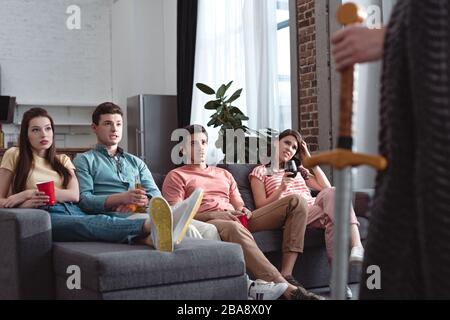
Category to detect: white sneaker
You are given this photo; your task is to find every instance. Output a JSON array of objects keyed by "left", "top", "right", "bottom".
[
  {"left": 149, "top": 196, "right": 174, "bottom": 252},
  {"left": 149, "top": 190, "right": 204, "bottom": 252},
  {"left": 329, "top": 283, "right": 353, "bottom": 299},
  {"left": 349, "top": 246, "right": 364, "bottom": 264},
  {"left": 171, "top": 188, "right": 204, "bottom": 244},
  {"left": 345, "top": 285, "right": 353, "bottom": 299},
  {"left": 248, "top": 279, "right": 288, "bottom": 300}
]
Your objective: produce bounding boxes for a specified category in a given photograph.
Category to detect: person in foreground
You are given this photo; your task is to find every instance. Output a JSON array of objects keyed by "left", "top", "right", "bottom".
[{"left": 331, "top": 1, "right": 450, "bottom": 298}]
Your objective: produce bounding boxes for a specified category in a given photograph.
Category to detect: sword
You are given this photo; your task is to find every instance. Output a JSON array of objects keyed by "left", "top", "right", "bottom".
[{"left": 303, "top": 3, "right": 387, "bottom": 300}]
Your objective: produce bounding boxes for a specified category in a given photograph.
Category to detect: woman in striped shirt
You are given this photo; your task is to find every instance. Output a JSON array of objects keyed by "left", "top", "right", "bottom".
[{"left": 250, "top": 129, "right": 364, "bottom": 298}]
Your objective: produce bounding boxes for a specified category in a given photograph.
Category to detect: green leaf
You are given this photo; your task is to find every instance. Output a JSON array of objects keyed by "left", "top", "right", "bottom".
[
  {"left": 196, "top": 83, "right": 216, "bottom": 95},
  {"left": 216, "top": 84, "right": 227, "bottom": 99},
  {"left": 235, "top": 114, "right": 249, "bottom": 121},
  {"left": 226, "top": 89, "right": 243, "bottom": 104},
  {"left": 230, "top": 107, "right": 245, "bottom": 116},
  {"left": 231, "top": 118, "right": 240, "bottom": 128},
  {"left": 204, "top": 100, "right": 220, "bottom": 110},
  {"left": 225, "top": 81, "right": 233, "bottom": 92}
]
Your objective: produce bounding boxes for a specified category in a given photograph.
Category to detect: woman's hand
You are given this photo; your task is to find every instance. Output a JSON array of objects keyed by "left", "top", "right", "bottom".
[
  {"left": 3, "top": 189, "right": 36, "bottom": 208},
  {"left": 279, "top": 172, "right": 295, "bottom": 192},
  {"left": 300, "top": 140, "right": 311, "bottom": 159},
  {"left": 17, "top": 191, "right": 50, "bottom": 208}
]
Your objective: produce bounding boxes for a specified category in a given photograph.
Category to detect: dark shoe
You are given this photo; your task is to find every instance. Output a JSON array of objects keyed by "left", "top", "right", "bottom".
[
  {"left": 291, "top": 286, "right": 326, "bottom": 300},
  {"left": 283, "top": 275, "right": 301, "bottom": 287}
]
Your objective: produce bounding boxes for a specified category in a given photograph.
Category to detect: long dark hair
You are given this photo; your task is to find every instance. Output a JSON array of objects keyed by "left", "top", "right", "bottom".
[
  {"left": 274, "top": 129, "right": 309, "bottom": 180},
  {"left": 13, "top": 108, "right": 71, "bottom": 194}
]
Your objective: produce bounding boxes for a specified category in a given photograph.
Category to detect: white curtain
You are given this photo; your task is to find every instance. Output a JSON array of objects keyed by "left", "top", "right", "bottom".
[{"left": 191, "top": 0, "right": 281, "bottom": 164}]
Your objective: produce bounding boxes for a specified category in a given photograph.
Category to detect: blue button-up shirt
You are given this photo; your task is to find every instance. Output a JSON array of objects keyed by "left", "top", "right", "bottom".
[{"left": 73, "top": 144, "right": 161, "bottom": 213}]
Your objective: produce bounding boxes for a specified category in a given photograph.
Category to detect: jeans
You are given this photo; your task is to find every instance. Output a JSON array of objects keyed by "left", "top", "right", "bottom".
[{"left": 45, "top": 203, "right": 146, "bottom": 244}]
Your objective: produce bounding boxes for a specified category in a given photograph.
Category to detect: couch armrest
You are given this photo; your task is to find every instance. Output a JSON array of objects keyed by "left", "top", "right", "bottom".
[
  {"left": 353, "top": 189, "right": 374, "bottom": 219},
  {"left": 0, "top": 209, "right": 55, "bottom": 299}
]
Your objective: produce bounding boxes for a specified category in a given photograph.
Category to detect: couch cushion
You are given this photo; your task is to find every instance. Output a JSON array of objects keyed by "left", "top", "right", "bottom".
[
  {"left": 152, "top": 172, "right": 166, "bottom": 191},
  {"left": 353, "top": 189, "right": 374, "bottom": 218},
  {"left": 52, "top": 239, "right": 245, "bottom": 293}
]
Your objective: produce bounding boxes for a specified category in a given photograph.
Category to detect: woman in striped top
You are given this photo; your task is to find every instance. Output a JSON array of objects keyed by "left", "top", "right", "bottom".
[{"left": 250, "top": 129, "right": 364, "bottom": 298}]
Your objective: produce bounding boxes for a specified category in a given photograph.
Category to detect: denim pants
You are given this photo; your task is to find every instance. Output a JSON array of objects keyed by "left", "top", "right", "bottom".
[{"left": 45, "top": 203, "right": 146, "bottom": 244}]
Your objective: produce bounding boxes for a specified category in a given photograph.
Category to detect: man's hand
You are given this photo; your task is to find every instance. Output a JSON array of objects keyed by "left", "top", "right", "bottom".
[
  {"left": 113, "top": 204, "right": 136, "bottom": 213},
  {"left": 235, "top": 207, "right": 253, "bottom": 219},
  {"left": 120, "top": 189, "right": 148, "bottom": 207},
  {"left": 331, "top": 25, "right": 385, "bottom": 71}
]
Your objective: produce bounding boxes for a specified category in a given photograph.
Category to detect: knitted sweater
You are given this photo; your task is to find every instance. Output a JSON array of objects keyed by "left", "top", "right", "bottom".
[{"left": 360, "top": 0, "right": 450, "bottom": 299}]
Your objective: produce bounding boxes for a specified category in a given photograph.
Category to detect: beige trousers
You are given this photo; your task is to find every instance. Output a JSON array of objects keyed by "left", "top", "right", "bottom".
[{"left": 208, "top": 194, "right": 308, "bottom": 282}]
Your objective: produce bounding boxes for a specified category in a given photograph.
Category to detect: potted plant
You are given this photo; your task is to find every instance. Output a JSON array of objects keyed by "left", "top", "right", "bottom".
[{"left": 196, "top": 81, "right": 276, "bottom": 163}]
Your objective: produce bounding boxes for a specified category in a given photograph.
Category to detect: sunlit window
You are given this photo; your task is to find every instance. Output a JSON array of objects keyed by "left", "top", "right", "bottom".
[{"left": 276, "top": 0, "right": 291, "bottom": 130}]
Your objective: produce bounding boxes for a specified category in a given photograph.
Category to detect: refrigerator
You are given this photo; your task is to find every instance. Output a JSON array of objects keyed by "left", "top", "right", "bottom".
[{"left": 127, "top": 94, "right": 178, "bottom": 174}]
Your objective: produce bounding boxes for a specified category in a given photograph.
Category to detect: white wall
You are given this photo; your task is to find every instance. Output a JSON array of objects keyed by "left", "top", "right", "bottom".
[
  {"left": 0, "top": 0, "right": 178, "bottom": 150},
  {"left": 163, "top": 0, "right": 178, "bottom": 95},
  {"left": 0, "top": 0, "right": 113, "bottom": 148},
  {"left": 111, "top": 0, "right": 177, "bottom": 150},
  {"left": 0, "top": 0, "right": 113, "bottom": 105},
  {"left": 112, "top": 0, "right": 176, "bottom": 101}
]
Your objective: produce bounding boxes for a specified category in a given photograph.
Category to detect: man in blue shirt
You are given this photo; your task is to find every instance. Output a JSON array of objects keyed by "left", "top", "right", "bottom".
[{"left": 74, "top": 102, "right": 203, "bottom": 252}]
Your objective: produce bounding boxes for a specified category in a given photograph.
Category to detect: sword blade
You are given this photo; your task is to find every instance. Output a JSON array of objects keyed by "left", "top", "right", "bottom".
[{"left": 331, "top": 167, "right": 353, "bottom": 300}]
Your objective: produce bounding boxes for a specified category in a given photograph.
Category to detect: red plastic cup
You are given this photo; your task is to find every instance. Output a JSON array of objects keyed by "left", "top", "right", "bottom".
[
  {"left": 36, "top": 181, "right": 56, "bottom": 205},
  {"left": 238, "top": 215, "right": 248, "bottom": 229}
]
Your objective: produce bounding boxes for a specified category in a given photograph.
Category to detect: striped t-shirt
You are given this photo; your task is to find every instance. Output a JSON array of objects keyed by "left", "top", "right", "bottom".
[{"left": 249, "top": 165, "right": 315, "bottom": 206}]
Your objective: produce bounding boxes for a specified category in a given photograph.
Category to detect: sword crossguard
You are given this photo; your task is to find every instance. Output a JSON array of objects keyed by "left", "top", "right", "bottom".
[{"left": 303, "top": 149, "right": 387, "bottom": 171}]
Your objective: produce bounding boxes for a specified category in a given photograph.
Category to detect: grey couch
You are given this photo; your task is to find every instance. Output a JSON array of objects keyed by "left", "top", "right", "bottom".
[
  {"left": 0, "top": 164, "right": 371, "bottom": 300},
  {"left": 0, "top": 209, "right": 247, "bottom": 300}
]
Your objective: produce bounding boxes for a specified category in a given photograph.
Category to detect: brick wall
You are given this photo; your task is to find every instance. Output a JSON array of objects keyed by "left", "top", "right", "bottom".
[{"left": 296, "top": 0, "right": 318, "bottom": 151}]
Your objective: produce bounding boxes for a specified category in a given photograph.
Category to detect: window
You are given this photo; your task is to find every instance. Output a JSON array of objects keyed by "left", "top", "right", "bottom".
[
  {"left": 192, "top": 0, "right": 294, "bottom": 164},
  {"left": 276, "top": 0, "right": 291, "bottom": 130}
]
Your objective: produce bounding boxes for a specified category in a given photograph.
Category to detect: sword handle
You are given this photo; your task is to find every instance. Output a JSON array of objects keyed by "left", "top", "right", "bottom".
[
  {"left": 336, "top": 3, "right": 363, "bottom": 149},
  {"left": 339, "top": 67, "right": 354, "bottom": 141}
]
